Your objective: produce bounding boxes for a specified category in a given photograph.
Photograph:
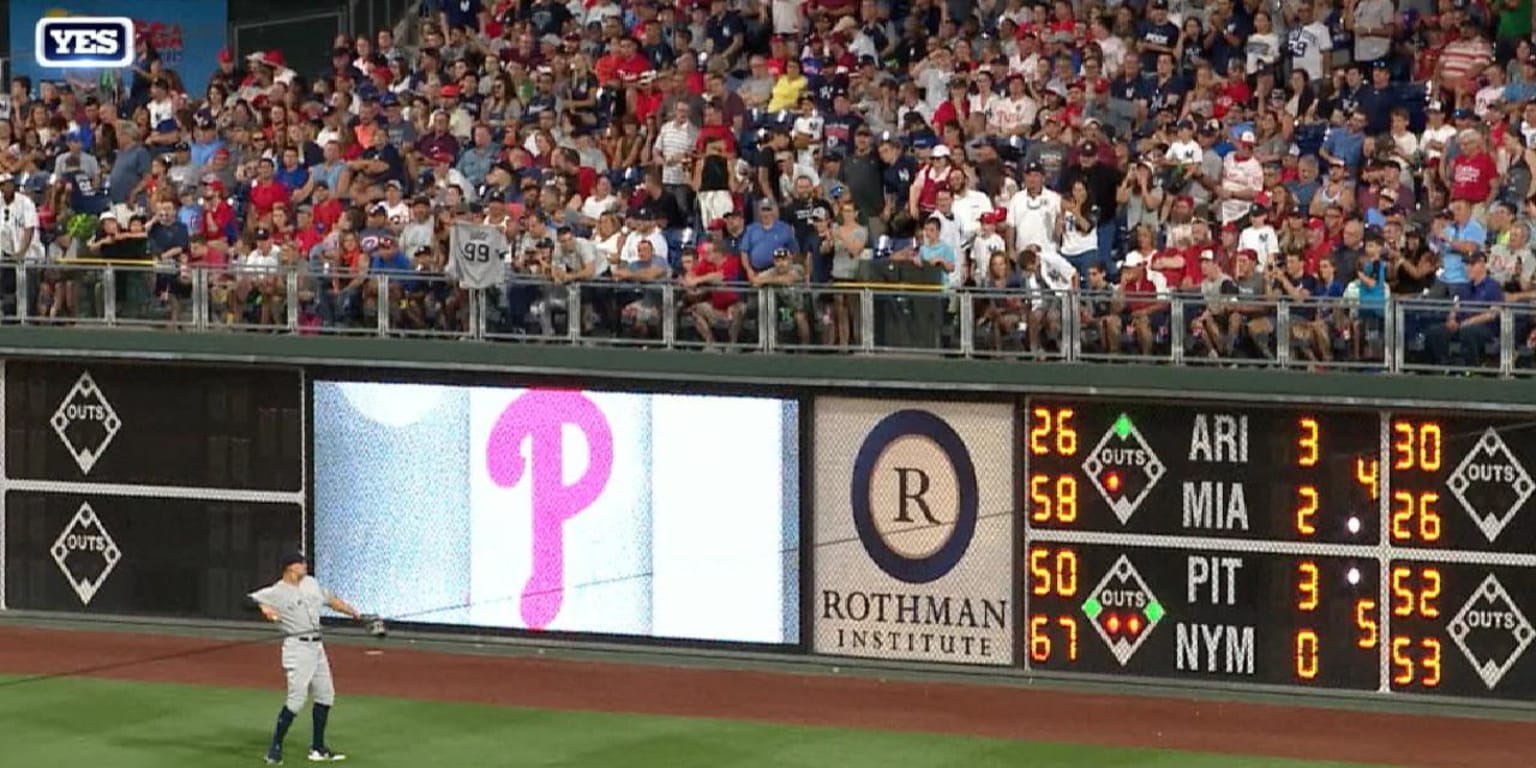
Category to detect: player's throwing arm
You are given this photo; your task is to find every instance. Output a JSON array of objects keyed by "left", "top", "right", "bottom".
[{"left": 248, "top": 552, "right": 369, "bottom": 765}]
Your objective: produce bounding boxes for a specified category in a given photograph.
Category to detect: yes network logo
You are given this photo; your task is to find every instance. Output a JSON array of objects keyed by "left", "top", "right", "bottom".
[{"left": 36, "top": 17, "right": 134, "bottom": 68}]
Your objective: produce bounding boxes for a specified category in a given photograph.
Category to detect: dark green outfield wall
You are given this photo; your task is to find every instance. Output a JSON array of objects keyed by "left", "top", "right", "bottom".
[{"left": 0, "top": 327, "right": 1528, "bottom": 409}]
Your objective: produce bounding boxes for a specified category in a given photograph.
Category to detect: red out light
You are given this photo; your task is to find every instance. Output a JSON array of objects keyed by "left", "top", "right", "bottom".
[
  {"left": 1127, "top": 616, "right": 1142, "bottom": 635},
  {"left": 1107, "top": 614, "right": 1121, "bottom": 634},
  {"left": 1105, "top": 471, "right": 1123, "bottom": 494}
]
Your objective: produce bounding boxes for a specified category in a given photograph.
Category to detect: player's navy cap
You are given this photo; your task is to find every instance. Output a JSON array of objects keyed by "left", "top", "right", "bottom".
[{"left": 279, "top": 552, "right": 307, "bottom": 569}]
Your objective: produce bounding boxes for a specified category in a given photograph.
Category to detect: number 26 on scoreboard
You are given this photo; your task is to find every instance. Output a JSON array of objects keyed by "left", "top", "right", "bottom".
[
  {"left": 1029, "top": 408, "right": 1078, "bottom": 457},
  {"left": 1390, "top": 491, "right": 1442, "bottom": 543}
]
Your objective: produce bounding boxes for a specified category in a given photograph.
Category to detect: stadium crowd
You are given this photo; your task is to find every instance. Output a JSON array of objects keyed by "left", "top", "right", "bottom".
[{"left": 0, "top": 0, "right": 1534, "bottom": 365}]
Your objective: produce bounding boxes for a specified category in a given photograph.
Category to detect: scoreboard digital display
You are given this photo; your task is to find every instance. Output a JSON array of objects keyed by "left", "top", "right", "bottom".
[{"left": 1022, "top": 399, "right": 1536, "bottom": 702}]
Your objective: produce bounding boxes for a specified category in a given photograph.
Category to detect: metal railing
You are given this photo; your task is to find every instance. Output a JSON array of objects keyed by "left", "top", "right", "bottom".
[{"left": 5, "top": 261, "right": 1534, "bottom": 376}]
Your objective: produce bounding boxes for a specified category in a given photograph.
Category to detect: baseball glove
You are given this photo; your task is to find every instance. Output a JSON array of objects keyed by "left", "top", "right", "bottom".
[{"left": 360, "top": 613, "right": 387, "bottom": 638}]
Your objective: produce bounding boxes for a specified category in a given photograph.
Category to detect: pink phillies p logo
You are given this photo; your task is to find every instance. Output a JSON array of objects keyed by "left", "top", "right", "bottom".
[{"left": 485, "top": 390, "right": 613, "bottom": 629}]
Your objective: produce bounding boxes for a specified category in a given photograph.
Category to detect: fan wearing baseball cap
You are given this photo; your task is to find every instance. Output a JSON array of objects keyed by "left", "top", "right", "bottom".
[
  {"left": 1006, "top": 162, "right": 1064, "bottom": 256},
  {"left": 1112, "top": 250, "right": 1171, "bottom": 357},
  {"left": 1189, "top": 249, "right": 1240, "bottom": 358},
  {"left": 1268, "top": 248, "right": 1332, "bottom": 363},
  {"left": 970, "top": 210, "right": 1009, "bottom": 283},
  {"left": 1218, "top": 129, "right": 1264, "bottom": 226},
  {"left": 1424, "top": 250, "right": 1505, "bottom": 368},
  {"left": 911, "top": 144, "right": 953, "bottom": 218},
  {"left": 1238, "top": 192, "right": 1281, "bottom": 269}
]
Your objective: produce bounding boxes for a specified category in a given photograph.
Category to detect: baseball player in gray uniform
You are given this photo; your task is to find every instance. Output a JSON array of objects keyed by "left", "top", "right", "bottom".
[{"left": 249, "top": 552, "right": 361, "bottom": 764}]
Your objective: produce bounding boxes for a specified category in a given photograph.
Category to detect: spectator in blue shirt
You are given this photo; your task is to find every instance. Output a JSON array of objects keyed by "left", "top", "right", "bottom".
[
  {"left": 275, "top": 147, "right": 309, "bottom": 192},
  {"left": 737, "top": 200, "right": 798, "bottom": 277},
  {"left": 1506, "top": 57, "right": 1536, "bottom": 103},
  {"left": 917, "top": 217, "right": 957, "bottom": 282},
  {"left": 369, "top": 245, "right": 413, "bottom": 274},
  {"left": 456, "top": 125, "right": 498, "bottom": 188},
  {"left": 108, "top": 125, "right": 152, "bottom": 205},
  {"left": 1288, "top": 156, "right": 1322, "bottom": 210},
  {"left": 147, "top": 198, "right": 191, "bottom": 302},
  {"left": 189, "top": 120, "right": 224, "bottom": 170},
  {"left": 1320, "top": 112, "right": 1368, "bottom": 172},
  {"left": 1438, "top": 200, "right": 1487, "bottom": 288},
  {"left": 176, "top": 185, "right": 202, "bottom": 232},
  {"left": 147, "top": 199, "right": 191, "bottom": 257},
  {"left": 1425, "top": 252, "right": 1504, "bottom": 367}
]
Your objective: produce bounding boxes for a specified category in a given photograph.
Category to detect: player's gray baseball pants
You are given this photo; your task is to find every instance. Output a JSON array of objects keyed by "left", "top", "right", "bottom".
[{"left": 282, "top": 637, "right": 335, "bottom": 712}]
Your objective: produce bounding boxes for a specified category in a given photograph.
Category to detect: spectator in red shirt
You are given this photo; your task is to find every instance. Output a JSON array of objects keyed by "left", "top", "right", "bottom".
[
  {"left": 198, "top": 177, "right": 236, "bottom": 244},
  {"left": 932, "top": 79, "right": 971, "bottom": 129},
  {"left": 614, "top": 38, "right": 653, "bottom": 83},
  {"left": 629, "top": 72, "right": 665, "bottom": 124},
  {"left": 765, "top": 35, "right": 793, "bottom": 76},
  {"left": 1438, "top": 21, "right": 1495, "bottom": 97},
  {"left": 294, "top": 205, "right": 327, "bottom": 258},
  {"left": 268, "top": 204, "right": 296, "bottom": 244},
  {"left": 1150, "top": 239, "right": 1201, "bottom": 290},
  {"left": 414, "top": 112, "right": 461, "bottom": 166},
  {"left": 677, "top": 53, "right": 706, "bottom": 96},
  {"left": 1447, "top": 129, "right": 1498, "bottom": 209},
  {"left": 1304, "top": 218, "right": 1334, "bottom": 275},
  {"left": 694, "top": 102, "right": 737, "bottom": 156},
  {"left": 310, "top": 182, "right": 344, "bottom": 233},
  {"left": 683, "top": 237, "right": 745, "bottom": 347},
  {"left": 1117, "top": 251, "right": 1169, "bottom": 356},
  {"left": 248, "top": 157, "right": 290, "bottom": 222}
]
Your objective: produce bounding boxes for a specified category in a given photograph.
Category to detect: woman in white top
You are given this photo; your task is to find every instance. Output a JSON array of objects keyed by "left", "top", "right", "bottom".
[
  {"left": 1058, "top": 180, "right": 1101, "bottom": 276},
  {"left": 1246, "top": 11, "right": 1281, "bottom": 76},
  {"left": 577, "top": 176, "right": 621, "bottom": 230},
  {"left": 968, "top": 72, "right": 1001, "bottom": 124},
  {"left": 829, "top": 202, "right": 871, "bottom": 347},
  {"left": 590, "top": 212, "right": 626, "bottom": 279},
  {"left": 1283, "top": 70, "right": 1317, "bottom": 120}
]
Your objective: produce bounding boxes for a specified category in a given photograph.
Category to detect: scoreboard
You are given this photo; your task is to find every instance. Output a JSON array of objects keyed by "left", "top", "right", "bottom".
[{"left": 1022, "top": 399, "right": 1536, "bottom": 702}]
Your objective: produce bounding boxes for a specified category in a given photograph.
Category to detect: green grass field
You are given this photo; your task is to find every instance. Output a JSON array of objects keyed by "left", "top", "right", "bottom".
[{"left": 0, "top": 675, "right": 1384, "bottom": 767}]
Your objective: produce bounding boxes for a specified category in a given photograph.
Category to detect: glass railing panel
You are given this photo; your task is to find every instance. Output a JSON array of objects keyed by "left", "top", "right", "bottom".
[
  {"left": 1397, "top": 297, "right": 1504, "bottom": 375},
  {"left": 25, "top": 261, "right": 110, "bottom": 326}
]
